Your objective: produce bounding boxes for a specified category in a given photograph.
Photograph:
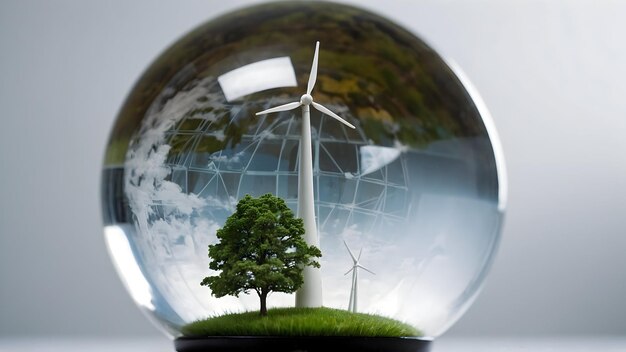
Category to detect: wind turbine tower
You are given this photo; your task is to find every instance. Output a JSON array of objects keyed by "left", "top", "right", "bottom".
[
  {"left": 256, "top": 42, "right": 356, "bottom": 307},
  {"left": 344, "top": 240, "right": 375, "bottom": 313}
]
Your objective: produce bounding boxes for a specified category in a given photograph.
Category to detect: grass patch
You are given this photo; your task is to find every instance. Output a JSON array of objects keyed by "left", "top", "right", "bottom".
[{"left": 181, "top": 307, "right": 421, "bottom": 337}]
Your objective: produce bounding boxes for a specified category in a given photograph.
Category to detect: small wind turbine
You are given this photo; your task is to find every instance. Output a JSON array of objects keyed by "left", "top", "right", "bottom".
[
  {"left": 256, "top": 42, "right": 355, "bottom": 307},
  {"left": 344, "top": 240, "right": 375, "bottom": 313}
]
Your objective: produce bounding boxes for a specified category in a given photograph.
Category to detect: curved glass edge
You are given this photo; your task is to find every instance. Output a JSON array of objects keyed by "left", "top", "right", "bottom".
[
  {"left": 445, "top": 59, "right": 508, "bottom": 212},
  {"left": 433, "top": 57, "right": 507, "bottom": 336}
]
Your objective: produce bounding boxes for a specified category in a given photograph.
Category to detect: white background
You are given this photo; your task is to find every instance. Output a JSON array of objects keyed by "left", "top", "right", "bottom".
[{"left": 1, "top": 0, "right": 625, "bottom": 340}]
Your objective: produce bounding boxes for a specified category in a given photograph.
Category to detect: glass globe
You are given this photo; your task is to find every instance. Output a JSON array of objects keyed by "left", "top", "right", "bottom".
[{"left": 101, "top": 0, "right": 506, "bottom": 342}]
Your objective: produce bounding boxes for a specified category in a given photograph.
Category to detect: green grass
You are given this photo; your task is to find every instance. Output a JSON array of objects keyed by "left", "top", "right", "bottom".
[{"left": 181, "top": 307, "right": 421, "bottom": 337}]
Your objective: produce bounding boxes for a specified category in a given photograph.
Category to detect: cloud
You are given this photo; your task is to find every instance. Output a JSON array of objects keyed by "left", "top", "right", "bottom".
[
  {"left": 213, "top": 129, "right": 225, "bottom": 142},
  {"left": 123, "top": 76, "right": 245, "bottom": 323},
  {"left": 359, "top": 145, "right": 401, "bottom": 177},
  {"left": 257, "top": 129, "right": 278, "bottom": 140},
  {"left": 209, "top": 151, "right": 244, "bottom": 165}
]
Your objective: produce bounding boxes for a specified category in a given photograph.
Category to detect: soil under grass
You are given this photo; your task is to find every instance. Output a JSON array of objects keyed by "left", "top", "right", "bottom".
[{"left": 181, "top": 307, "right": 421, "bottom": 337}]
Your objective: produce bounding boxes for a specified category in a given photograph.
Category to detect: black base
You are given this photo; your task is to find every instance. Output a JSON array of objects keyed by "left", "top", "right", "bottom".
[{"left": 175, "top": 336, "right": 432, "bottom": 352}]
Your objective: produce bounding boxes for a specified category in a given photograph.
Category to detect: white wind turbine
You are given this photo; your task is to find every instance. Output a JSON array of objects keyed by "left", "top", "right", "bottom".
[
  {"left": 256, "top": 42, "right": 356, "bottom": 307},
  {"left": 344, "top": 240, "right": 375, "bottom": 313}
]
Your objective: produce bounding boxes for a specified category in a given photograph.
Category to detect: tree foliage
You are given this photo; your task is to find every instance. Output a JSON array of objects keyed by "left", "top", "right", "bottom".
[{"left": 201, "top": 193, "right": 322, "bottom": 315}]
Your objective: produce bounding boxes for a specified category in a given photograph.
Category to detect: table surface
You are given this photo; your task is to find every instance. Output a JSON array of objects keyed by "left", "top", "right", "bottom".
[{"left": 1, "top": 337, "right": 626, "bottom": 352}]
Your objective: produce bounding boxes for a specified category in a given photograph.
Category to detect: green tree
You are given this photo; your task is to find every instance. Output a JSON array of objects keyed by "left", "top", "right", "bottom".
[{"left": 201, "top": 193, "right": 322, "bottom": 316}]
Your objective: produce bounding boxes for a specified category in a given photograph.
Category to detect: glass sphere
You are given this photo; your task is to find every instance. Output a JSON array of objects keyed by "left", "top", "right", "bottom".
[{"left": 102, "top": 1, "right": 506, "bottom": 339}]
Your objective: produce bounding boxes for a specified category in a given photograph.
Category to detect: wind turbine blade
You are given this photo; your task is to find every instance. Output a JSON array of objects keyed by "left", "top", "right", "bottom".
[
  {"left": 358, "top": 248, "right": 363, "bottom": 261},
  {"left": 343, "top": 240, "right": 357, "bottom": 262},
  {"left": 357, "top": 264, "right": 376, "bottom": 275},
  {"left": 255, "top": 101, "right": 301, "bottom": 115},
  {"left": 312, "top": 102, "right": 355, "bottom": 129},
  {"left": 307, "top": 41, "right": 320, "bottom": 95},
  {"left": 344, "top": 267, "right": 355, "bottom": 276}
]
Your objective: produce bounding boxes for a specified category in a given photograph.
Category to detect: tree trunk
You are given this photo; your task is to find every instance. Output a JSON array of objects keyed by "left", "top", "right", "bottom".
[{"left": 259, "top": 290, "right": 268, "bottom": 316}]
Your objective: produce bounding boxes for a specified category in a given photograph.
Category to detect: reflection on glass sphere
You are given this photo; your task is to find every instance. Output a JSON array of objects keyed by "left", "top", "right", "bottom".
[{"left": 102, "top": 1, "right": 506, "bottom": 339}]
